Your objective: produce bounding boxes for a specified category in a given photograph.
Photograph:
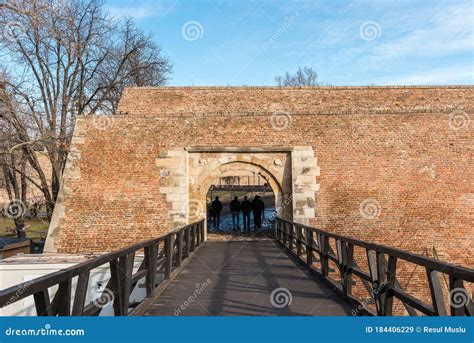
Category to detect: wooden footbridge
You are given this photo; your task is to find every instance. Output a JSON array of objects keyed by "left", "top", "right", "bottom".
[{"left": 0, "top": 218, "right": 473, "bottom": 316}]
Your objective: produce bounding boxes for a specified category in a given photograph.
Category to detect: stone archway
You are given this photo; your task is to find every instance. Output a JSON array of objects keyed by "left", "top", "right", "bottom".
[
  {"left": 156, "top": 146, "right": 319, "bottom": 233},
  {"left": 187, "top": 150, "right": 292, "bottom": 227},
  {"left": 190, "top": 160, "right": 288, "bottom": 226}
]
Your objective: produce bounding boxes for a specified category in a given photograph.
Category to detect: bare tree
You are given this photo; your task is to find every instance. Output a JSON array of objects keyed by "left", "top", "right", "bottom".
[
  {"left": 275, "top": 66, "right": 320, "bottom": 86},
  {"left": 0, "top": 0, "right": 171, "bottom": 223}
]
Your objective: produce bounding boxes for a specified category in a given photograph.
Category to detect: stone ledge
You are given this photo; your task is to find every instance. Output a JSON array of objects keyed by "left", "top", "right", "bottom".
[
  {"left": 123, "top": 85, "right": 474, "bottom": 90},
  {"left": 186, "top": 146, "right": 294, "bottom": 153},
  {"left": 89, "top": 108, "right": 474, "bottom": 118}
]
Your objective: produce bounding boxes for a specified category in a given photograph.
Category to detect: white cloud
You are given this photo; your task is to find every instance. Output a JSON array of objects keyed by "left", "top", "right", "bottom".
[
  {"left": 106, "top": 0, "right": 178, "bottom": 20},
  {"left": 370, "top": 3, "right": 473, "bottom": 59}
]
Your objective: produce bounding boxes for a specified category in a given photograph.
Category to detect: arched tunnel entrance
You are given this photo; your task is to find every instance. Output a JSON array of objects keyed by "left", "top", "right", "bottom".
[
  {"left": 160, "top": 147, "right": 319, "bottom": 241},
  {"left": 188, "top": 158, "right": 288, "bottom": 239},
  {"left": 205, "top": 169, "right": 277, "bottom": 237}
]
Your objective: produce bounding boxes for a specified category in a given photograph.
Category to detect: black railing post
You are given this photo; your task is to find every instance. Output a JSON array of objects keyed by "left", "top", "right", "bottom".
[
  {"left": 191, "top": 224, "right": 196, "bottom": 251},
  {"left": 185, "top": 227, "right": 191, "bottom": 258},
  {"left": 144, "top": 243, "right": 158, "bottom": 296},
  {"left": 449, "top": 276, "right": 466, "bottom": 316},
  {"left": 343, "top": 243, "right": 354, "bottom": 298},
  {"left": 376, "top": 251, "right": 388, "bottom": 314},
  {"left": 72, "top": 272, "right": 91, "bottom": 316},
  {"left": 165, "top": 234, "right": 174, "bottom": 279},
  {"left": 54, "top": 279, "right": 72, "bottom": 316},
  {"left": 202, "top": 220, "right": 206, "bottom": 243},
  {"left": 275, "top": 218, "right": 280, "bottom": 241},
  {"left": 202, "top": 220, "right": 206, "bottom": 242},
  {"left": 199, "top": 221, "right": 204, "bottom": 245},
  {"left": 306, "top": 228, "right": 313, "bottom": 266},
  {"left": 296, "top": 225, "right": 302, "bottom": 257},
  {"left": 195, "top": 223, "right": 199, "bottom": 246},
  {"left": 34, "top": 290, "right": 52, "bottom": 316},
  {"left": 288, "top": 224, "right": 294, "bottom": 251},
  {"left": 366, "top": 249, "right": 385, "bottom": 315},
  {"left": 176, "top": 231, "right": 183, "bottom": 267},
  {"left": 120, "top": 252, "right": 135, "bottom": 315},
  {"left": 382, "top": 255, "right": 398, "bottom": 316},
  {"left": 336, "top": 239, "right": 345, "bottom": 282},
  {"left": 426, "top": 268, "right": 447, "bottom": 316},
  {"left": 318, "top": 234, "right": 329, "bottom": 277},
  {"left": 109, "top": 260, "right": 123, "bottom": 316}
]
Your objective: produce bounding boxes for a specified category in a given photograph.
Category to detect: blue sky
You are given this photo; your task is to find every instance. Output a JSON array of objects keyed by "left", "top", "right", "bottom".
[{"left": 105, "top": 0, "right": 473, "bottom": 86}]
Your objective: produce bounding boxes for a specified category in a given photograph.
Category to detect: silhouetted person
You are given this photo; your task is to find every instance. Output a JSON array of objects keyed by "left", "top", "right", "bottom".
[
  {"left": 251, "top": 195, "right": 265, "bottom": 230},
  {"left": 229, "top": 196, "right": 241, "bottom": 231},
  {"left": 208, "top": 202, "right": 216, "bottom": 230},
  {"left": 211, "top": 196, "right": 223, "bottom": 229},
  {"left": 241, "top": 196, "right": 252, "bottom": 231}
]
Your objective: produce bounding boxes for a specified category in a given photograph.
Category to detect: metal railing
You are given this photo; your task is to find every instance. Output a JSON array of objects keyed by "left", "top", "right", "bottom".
[
  {"left": 0, "top": 220, "right": 206, "bottom": 316},
  {"left": 275, "top": 217, "right": 474, "bottom": 316}
]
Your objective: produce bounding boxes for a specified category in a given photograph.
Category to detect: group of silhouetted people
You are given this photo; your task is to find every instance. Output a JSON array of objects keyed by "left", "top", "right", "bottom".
[{"left": 208, "top": 195, "right": 265, "bottom": 231}]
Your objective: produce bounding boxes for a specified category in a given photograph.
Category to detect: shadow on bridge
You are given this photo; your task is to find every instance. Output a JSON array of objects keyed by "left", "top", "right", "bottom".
[
  {"left": 145, "top": 240, "right": 352, "bottom": 316},
  {"left": 1, "top": 218, "right": 472, "bottom": 317}
]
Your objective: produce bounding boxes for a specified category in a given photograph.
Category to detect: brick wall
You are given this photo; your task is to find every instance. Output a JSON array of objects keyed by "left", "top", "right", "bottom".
[{"left": 45, "top": 86, "right": 473, "bottom": 274}]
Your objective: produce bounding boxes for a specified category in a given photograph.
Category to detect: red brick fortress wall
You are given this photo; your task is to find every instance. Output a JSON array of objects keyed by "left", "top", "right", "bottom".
[{"left": 45, "top": 86, "right": 473, "bottom": 275}]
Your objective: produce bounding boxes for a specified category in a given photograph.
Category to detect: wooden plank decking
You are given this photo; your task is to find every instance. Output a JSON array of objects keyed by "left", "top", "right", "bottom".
[{"left": 145, "top": 240, "right": 353, "bottom": 316}]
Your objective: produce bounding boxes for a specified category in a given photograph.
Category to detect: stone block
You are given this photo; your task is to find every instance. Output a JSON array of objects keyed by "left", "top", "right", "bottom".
[{"left": 155, "top": 157, "right": 184, "bottom": 168}]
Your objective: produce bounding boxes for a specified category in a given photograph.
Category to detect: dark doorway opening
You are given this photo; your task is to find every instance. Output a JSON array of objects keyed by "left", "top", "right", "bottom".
[{"left": 205, "top": 169, "right": 276, "bottom": 239}]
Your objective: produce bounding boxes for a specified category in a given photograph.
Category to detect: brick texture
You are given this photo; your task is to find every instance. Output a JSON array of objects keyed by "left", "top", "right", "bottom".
[{"left": 46, "top": 86, "right": 473, "bottom": 268}]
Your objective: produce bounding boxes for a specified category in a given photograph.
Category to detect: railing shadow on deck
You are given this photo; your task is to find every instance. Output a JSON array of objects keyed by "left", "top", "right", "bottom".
[
  {"left": 0, "top": 220, "right": 206, "bottom": 316},
  {"left": 2, "top": 217, "right": 472, "bottom": 317},
  {"left": 275, "top": 217, "right": 474, "bottom": 316}
]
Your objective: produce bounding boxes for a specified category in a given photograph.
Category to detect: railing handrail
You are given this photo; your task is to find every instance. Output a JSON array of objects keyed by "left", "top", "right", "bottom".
[
  {"left": 275, "top": 217, "right": 473, "bottom": 316},
  {"left": 0, "top": 219, "right": 206, "bottom": 316},
  {"left": 276, "top": 217, "right": 474, "bottom": 280}
]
